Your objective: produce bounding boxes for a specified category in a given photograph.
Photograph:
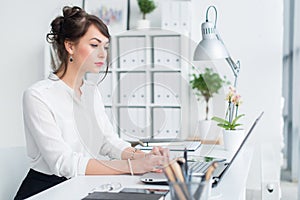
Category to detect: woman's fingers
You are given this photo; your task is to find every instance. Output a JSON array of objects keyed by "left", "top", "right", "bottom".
[
  {"left": 151, "top": 168, "right": 163, "bottom": 173},
  {"left": 137, "top": 147, "right": 171, "bottom": 173},
  {"left": 150, "top": 146, "right": 160, "bottom": 155},
  {"left": 150, "top": 146, "right": 170, "bottom": 157},
  {"left": 138, "top": 154, "right": 170, "bottom": 173},
  {"left": 160, "top": 147, "right": 170, "bottom": 158}
]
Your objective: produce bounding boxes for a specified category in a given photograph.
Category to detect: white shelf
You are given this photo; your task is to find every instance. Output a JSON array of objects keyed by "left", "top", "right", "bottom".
[{"left": 90, "top": 29, "right": 191, "bottom": 140}]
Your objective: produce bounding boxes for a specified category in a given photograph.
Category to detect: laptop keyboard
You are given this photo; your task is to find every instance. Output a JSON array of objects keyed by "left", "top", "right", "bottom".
[{"left": 189, "top": 161, "right": 211, "bottom": 174}]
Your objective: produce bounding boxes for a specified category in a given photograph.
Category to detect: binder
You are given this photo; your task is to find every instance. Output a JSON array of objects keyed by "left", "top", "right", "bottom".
[
  {"left": 161, "top": 1, "right": 191, "bottom": 35},
  {"left": 153, "top": 72, "right": 181, "bottom": 105},
  {"left": 170, "top": 1, "right": 180, "bottom": 33},
  {"left": 118, "top": 36, "right": 146, "bottom": 70},
  {"left": 119, "top": 72, "right": 146, "bottom": 105},
  {"left": 85, "top": 73, "right": 113, "bottom": 105},
  {"left": 119, "top": 107, "right": 147, "bottom": 141},
  {"left": 161, "top": 1, "right": 171, "bottom": 30},
  {"left": 98, "top": 73, "right": 112, "bottom": 105},
  {"left": 180, "top": 1, "right": 191, "bottom": 36},
  {"left": 153, "top": 108, "right": 181, "bottom": 139},
  {"left": 153, "top": 36, "right": 180, "bottom": 70}
]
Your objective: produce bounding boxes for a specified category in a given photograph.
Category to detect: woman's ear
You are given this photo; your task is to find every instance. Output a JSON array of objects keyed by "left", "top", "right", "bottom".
[{"left": 64, "top": 40, "right": 75, "bottom": 55}]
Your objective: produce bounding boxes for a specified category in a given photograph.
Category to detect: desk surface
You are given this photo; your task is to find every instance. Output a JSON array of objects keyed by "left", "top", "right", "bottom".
[{"left": 28, "top": 145, "right": 253, "bottom": 200}]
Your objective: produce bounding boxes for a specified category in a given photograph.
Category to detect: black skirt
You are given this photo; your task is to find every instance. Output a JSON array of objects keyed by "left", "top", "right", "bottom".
[{"left": 14, "top": 169, "right": 67, "bottom": 200}]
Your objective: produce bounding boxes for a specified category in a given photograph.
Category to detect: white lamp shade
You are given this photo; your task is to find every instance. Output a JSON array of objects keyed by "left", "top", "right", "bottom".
[{"left": 193, "top": 21, "right": 229, "bottom": 60}]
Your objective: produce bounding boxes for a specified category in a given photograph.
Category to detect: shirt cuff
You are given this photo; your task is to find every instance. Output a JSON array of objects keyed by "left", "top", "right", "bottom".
[
  {"left": 113, "top": 141, "right": 131, "bottom": 159},
  {"left": 77, "top": 156, "right": 90, "bottom": 176}
]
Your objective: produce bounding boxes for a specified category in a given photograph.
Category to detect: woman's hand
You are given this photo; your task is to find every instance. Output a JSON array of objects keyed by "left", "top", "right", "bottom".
[
  {"left": 131, "top": 147, "right": 170, "bottom": 174},
  {"left": 131, "top": 153, "right": 169, "bottom": 174},
  {"left": 147, "top": 146, "right": 170, "bottom": 158}
]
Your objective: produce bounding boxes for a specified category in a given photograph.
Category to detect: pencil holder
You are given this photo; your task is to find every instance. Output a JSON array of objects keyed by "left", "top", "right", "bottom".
[{"left": 168, "top": 180, "right": 212, "bottom": 200}]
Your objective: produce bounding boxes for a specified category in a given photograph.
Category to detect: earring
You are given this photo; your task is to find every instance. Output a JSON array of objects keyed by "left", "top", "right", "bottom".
[{"left": 69, "top": 55, "right": 73, "bottom": 63}]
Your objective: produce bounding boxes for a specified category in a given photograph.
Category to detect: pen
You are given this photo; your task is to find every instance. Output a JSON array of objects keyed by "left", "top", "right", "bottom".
[{"left": 184, "top": 148, "right": 188, "bottom": 178}]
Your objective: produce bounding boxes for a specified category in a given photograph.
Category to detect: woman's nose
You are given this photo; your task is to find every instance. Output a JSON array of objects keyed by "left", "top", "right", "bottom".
[{"left": 97, "top": 47, "right": 106, "bottom": 58}]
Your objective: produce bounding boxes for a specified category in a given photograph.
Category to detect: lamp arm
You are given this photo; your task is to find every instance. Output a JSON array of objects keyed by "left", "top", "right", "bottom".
[
  {"left": 215, "top": 30, "right": 241, "bottom": 87},
  {"left": 226, "top": 57, "right": 240, "bottom": 87}
]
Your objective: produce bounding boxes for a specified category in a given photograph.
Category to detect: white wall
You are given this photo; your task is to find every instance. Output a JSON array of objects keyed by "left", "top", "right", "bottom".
[
  {"left": 0, "top": 0, "right": 82, "bottom": 147},
  {"left": 189, "top": 0, "right": 283, "bottom": 191}
]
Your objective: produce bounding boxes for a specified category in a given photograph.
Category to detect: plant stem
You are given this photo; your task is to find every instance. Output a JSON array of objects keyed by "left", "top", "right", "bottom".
[
  {"left": 225, "top": 102, "right": 230, "bottom": 121},
  {"left": 205, "top": 100, "right": 209, "bottom": 120},
  {"left": 229, "top": 102, "right": 234, "bottom": 123}
]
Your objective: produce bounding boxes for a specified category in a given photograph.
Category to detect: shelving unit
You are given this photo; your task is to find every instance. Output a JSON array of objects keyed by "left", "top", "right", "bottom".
[{"left": 88, "top": 29, "right": 191, "bottom": 142}]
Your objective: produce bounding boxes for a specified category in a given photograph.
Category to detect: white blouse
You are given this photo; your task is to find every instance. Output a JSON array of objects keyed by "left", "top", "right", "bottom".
[{"left": 23, "top": 73, "right": 130, "bottom": 178}]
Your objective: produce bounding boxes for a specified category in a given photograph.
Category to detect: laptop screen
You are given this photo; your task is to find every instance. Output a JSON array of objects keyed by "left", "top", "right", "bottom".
[{"left": 212, "top": 111, "right": 264, "bottom": 186}]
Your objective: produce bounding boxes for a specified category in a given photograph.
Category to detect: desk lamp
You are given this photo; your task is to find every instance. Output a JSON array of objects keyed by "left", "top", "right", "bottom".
[{"left": 193, "top": 6, "right": 240, "bottom": 87}]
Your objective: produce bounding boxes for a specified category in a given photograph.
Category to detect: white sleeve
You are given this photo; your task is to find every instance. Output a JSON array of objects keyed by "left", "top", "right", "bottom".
[
  {"left": 23, "top": 89, "right": 90, "bottom": 178},
  {"left": 94, "top": 88, "right": 130, "bottom": 159}
]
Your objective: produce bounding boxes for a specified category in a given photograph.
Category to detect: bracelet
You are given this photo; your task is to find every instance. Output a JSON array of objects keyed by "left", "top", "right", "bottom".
[
  {"left": 127, "top": 159, "right": 134, "bottom": 176},
  {"left": 129, "top": 148, "right": 137, "bottom": 160}
]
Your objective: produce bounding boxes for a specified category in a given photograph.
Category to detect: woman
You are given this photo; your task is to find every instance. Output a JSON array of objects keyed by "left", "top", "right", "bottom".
[{"left": 14, "top": 6, "right": 168, "bottom": 200}]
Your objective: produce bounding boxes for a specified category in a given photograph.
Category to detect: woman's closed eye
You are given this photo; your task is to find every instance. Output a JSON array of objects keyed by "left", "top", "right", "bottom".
[{"left": 90, "top": 44, "right": 98, "bottom": 48}]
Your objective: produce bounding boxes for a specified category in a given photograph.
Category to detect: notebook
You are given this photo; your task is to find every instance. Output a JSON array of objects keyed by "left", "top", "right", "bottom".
[
  {"left": 135, "top": 140, "right": 201, "bottom": 151},
  {"left": 82, "top": 191, "right": 165, "bottom": 200},
  {"left": 140, "top": 112, "right": 264, "bottom": 187}
]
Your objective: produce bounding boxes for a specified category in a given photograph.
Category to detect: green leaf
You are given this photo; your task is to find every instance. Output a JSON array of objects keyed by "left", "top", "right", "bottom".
[
  {"left": 204, "top": 157, "right": 214, "bottom": 162},
  {"left": 232, "top": 114, "right": 245, "bottom": 125},
  {"left": 137, "top": 0, "right": 156, "bottom": 15},
  {"left": 232, "top": 124, "right": 242, "bottom": 129},
  {"left": 217, "top": 123, "right": 232, "bottom": 129},
  {"left": 189, "top": 67, "right": 230, "bottom": 102},
  {"left": 211, "top": 116, "right": 228, "bottom": 124}
]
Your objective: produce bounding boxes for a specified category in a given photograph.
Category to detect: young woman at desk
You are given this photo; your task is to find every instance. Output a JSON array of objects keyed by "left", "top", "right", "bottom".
[{"left": 14, "top": 6, "right": 169, "bottom": 200}]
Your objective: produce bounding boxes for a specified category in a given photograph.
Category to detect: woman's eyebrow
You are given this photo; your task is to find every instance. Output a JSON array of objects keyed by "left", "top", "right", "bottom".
[
  {"left": 90, "top": 37, "right": 109, "bottom": 44},
  {"left": 90, "top": 38, "right": 101, "bottom": 43}
]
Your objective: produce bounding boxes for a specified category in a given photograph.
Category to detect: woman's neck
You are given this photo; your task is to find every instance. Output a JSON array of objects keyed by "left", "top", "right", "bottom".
[{"left": 57, "top": 67, "right": 84, "bottom": 97}]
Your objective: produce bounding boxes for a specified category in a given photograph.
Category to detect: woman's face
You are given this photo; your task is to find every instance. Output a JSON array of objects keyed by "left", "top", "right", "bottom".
[{"left": 72, "top": 24, "right": 109, "bottom": 74}]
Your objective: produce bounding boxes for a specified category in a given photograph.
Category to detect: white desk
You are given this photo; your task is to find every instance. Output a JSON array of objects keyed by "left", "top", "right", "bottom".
[{"left": 28, "top": 145, "right": 253, "bottom": 200}]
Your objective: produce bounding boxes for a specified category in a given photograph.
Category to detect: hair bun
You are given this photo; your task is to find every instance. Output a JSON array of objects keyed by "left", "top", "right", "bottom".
[
  {"left": 47, "top": 6, "right": 84, "bottom": 43},
  {"left": 46, "top": 16, "right": 64, "bottom": 43},
  {"left": 63, "top": 6, "right": 84, "bottom": 19}
]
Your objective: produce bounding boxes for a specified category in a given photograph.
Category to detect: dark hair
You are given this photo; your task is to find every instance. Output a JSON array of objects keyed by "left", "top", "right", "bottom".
[{"left": 46, "top": 6, "right": 110, "bottom": 79}]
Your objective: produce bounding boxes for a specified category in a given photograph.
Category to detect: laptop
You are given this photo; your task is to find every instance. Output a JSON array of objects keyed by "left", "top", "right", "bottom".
[{"left": 140, "top": 112, "right": 264, "bottom": 187}]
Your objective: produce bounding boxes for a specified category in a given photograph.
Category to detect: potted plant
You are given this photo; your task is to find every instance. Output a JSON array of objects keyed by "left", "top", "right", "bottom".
[
  {"left": 137, "top": 0, "right": 156, "bottom": 29},
  {"left": 211, "top": 86, "right": 245, "bottom": 151},
  {"left": 190, "top": 67, "right": 229, "bottom": 140}
]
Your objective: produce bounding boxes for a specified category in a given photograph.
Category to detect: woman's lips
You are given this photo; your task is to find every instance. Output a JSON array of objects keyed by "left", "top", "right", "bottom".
[{"left": 95, "top": 62, "right": 104, "bottom": 67}]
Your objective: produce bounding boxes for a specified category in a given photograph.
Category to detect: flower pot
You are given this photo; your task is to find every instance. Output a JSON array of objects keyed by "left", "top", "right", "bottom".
[
  {"left": 197, "top": 120, "right": 211, "bottom": 140},
  {"left": 222, "top": 129, "right": 245, "bottom": 152},
  {"left": 136, "top": 19, "right": 151, "bottom": 29}
]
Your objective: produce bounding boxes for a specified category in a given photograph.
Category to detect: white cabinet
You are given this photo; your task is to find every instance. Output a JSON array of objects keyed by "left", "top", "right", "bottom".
[{"left": 92, "top": 29, "right": 190, "bottom": 141}]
